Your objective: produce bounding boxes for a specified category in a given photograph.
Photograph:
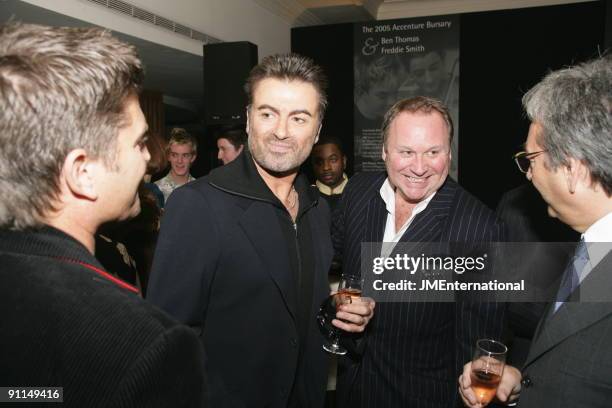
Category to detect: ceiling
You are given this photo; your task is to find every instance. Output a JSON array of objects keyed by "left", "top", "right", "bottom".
[
  {"left": 1, "top": 0, "right": 594, "bottom": 127},
  {"left": 0, "top": 0, "right": 204, "bottom": 126},
  {"left": 261, "top": 0, "right": 593, "bottom": 25}
]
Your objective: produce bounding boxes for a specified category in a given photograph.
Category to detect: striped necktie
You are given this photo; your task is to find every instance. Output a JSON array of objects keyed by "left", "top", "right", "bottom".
[{"left": 554, "top": 239, "right": 589, "bottom": 313}]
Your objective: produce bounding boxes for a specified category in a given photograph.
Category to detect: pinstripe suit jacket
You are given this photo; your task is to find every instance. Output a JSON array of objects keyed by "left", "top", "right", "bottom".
[{"left": 334, "top": 172, "right": 505, "bottom": 408}]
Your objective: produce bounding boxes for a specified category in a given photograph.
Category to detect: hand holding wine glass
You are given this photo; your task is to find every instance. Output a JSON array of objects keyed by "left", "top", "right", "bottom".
[
  {"left": 317, "top": 274, "right": 374, "bottom": 355},
  {"left": 459, "top": 360, "right": 521, "bottom": 408},
  {"left": 469, "top": 339, "right": 507, "bottom": 406},
  {"left": 459, "top": 339, "right": 522, "bottom": 408}
]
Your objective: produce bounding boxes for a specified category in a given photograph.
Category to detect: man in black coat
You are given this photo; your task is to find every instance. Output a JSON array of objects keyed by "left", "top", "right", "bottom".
[
  {"left": 148, "top": 54, "right": 375, "bottom": 408},
  {"left": 334, "top": 97, "right": 505, "bottom": 408},
  {"left": 0, "top": 23, "right": 206, "bottom": 407}
]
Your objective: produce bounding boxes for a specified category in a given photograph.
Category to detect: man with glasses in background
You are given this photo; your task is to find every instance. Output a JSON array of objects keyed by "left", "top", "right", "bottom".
[
  {"left": 460, "top": 55, "right": 612, "bottom": 407},
  {"left": 495, "top": 156, "right": 578, "bottom": 368}
]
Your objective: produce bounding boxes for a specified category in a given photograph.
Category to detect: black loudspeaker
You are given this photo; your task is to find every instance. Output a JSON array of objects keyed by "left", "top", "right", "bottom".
[
  {"left": 203, "top": 42, "right": 258, "bottom": 125},
  {"left": 606, "top": 0, "right": 612, "bottom": 49}
]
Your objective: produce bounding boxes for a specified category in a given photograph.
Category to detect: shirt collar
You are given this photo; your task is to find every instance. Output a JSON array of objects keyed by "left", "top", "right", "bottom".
[
  {"left": 163, "top": 173, "right": 194, "bottom": 187},
  {"left": 582, "top": 211, "right": 612, "bottom": 267},
  {"left": 316, "top": 173, "right": 348, "bottom": 195},
  {"left": 379, "top": 178, "right": 436, "bottom": 216}
]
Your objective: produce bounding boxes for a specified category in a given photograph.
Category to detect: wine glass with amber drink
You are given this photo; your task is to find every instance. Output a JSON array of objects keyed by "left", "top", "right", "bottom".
[
  {"left": 316, "top": 274, "right": 363, "bottom": 355},
  {"left": 470, "top": 339, "right": 508, "bottom": 406}
]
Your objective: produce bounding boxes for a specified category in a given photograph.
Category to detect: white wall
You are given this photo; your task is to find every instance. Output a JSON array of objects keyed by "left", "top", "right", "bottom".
[{"left": 21, "top": 0, "right": 291, "bottom": 58}]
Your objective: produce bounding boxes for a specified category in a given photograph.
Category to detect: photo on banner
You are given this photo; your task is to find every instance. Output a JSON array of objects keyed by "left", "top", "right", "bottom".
[{"left": 353, "top": 16, "right": 460, "bottom": 178}]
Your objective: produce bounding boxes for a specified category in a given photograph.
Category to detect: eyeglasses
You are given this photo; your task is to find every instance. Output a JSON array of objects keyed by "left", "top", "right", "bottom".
[{"left": 513, "top": 150, "right": 547, "bottom": 173}]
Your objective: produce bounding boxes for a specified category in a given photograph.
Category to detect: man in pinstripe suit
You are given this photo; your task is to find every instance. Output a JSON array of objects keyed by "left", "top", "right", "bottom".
[{"left": 334, "top": 96, "right": 505, "bottom": 407}]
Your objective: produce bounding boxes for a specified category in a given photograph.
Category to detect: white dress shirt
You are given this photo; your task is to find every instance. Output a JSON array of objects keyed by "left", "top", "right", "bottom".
[
  {"left": 379, "top": 178, "right": 435, "bottom": 257},
  {"left": 580, "top": 211, "right": 612, "bottom": 283}
]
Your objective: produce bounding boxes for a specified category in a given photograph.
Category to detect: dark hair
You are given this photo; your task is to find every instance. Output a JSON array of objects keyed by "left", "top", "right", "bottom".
[
  {"left": 0, "top": 22, "right": 143, "bottom": 229},
  {"left": 217, "top": 127, "right": 247, "bottom": 150},
  {"left": 244, "top": 53, "right": 328, "bottom": 121},
  {"left": 146, "top": 132, "right": 167, "bottom": 175},
  {"left": 381, "top": 96, "right": 454, "bottom": 147},
  {"left": 314, "top": 135, "right": 345, "bottom": 155}
]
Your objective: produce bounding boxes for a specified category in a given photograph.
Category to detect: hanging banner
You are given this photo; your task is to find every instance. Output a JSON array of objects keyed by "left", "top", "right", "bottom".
[{"left": 353, "top": 15, "right": 460, "bottom": 178}]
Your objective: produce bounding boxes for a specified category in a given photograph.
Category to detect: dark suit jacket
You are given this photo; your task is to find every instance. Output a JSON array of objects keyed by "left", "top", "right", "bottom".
[
  {"left": 148, "top": 152, "right": 332, "bottom": 408},
  {"left": 0, "top": 227, "right": 206, "bottom": 408},
  {"left": 496, "top": 183, "right": 578, "bottom": 243},
  {"left": 496, "top": 184, "right": 579, "bottom": 367},
  {"left": 519, "top": 251, "right": 612, "bottom": 407},
  {"left": 334, "top": 172, "right": 505, "bottom": 408}
]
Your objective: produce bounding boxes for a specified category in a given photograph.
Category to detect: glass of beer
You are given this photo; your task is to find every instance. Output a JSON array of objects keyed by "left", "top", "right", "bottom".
[
  {"left": 470, "top": 339, "right": 507, "bottom": 406},
  {"left": 317, "top": 274, "right": 363, "bottom": 355}
]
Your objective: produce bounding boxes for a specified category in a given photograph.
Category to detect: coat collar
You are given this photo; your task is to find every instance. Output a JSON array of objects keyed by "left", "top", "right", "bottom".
[
  {"left": 0, "top": 226, "right": 139, "bottom": 294},
  {"left": 0, "top": 226, "right": 101, "bottom": 266},
  {"left": 207, "top": 151, "right": 326, "bottom": 322},
  {"left": 207, "top": 149, "right": 319, "bottom": 212}
]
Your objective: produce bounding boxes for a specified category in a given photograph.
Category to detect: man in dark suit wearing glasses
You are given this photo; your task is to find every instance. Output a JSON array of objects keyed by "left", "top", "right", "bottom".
[{"left": 460, "top": 55, "right": 612, "bottom": 408}]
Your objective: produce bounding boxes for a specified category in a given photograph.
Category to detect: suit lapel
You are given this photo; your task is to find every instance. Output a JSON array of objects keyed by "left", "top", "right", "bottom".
[
  {"left": 524, "top": 253, "right": 612, "bottom": 368},
  {"left": 353, "top": 190, "right": 386, "bottom": 275},
  {"left": 238, "top": 201, "right": 297, "bottom": 321},
  {"left": 365, "top": 190, "right": 386, "bottom": 243},
  {"left": 530, "top": 302, "right": 553, "bottom": 346},
  {"left": 524, "top": 303, "right": 612, "bottom": 367},
  {"left": 399, "top": 178, "right": 457, "bottom": 244}
]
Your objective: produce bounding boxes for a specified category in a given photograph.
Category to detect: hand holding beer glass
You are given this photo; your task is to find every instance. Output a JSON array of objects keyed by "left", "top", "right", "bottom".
[
  {"left": 317, "top": 274, "right": 364, "bottom": 355},
  {"left": 469, "top": 339, "right": 508, "bottom": 406}
]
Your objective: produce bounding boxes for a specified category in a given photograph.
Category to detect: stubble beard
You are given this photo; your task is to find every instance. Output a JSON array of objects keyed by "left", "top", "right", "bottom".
[{"left": 249, "top": 137, "right": 310, "bottom": 177}]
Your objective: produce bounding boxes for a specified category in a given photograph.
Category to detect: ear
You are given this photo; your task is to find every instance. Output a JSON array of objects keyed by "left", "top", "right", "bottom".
[
  {"left": 381, "top": 144, "right": 387, "bottom": 162},
  {"left": 342, "top": 155, "right": 347, "bottom": 171},
  {"left": 314, "top": 123, "right": 322, "bottom": 144},
  {"left": 190, "top": 153, "right": 197, "bottom": 163},
  {"left": 237, "top": 144, "right": 244, "bottom": 154},
  {"left": 564, "top": 157, "right": 587, "bottom": 194},
  {"left": 62, "top": 149, "right": 99, "bottom": 201},
  {"left": 245, "top": 109, "right": 251, "bottom": 135}
]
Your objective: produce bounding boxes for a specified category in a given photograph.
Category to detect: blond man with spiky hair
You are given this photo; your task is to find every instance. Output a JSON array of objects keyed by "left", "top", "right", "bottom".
[{"left": 155, "top": 127, "right": 198, "bottom": 202}]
